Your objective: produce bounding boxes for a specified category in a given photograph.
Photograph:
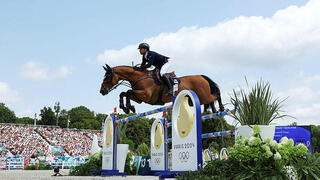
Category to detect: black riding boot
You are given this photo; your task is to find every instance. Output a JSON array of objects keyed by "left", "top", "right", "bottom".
[{"left": 162, "top": 75, "right": 173, "bottom": 96}]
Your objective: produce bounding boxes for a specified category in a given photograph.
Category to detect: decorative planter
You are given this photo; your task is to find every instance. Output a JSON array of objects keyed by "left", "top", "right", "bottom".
[
  {"left": 117, "top": 144, "right": 129, "bottom": 173},
  {"left": 235, "top": 125, "right": 276, "bottom": 140}
]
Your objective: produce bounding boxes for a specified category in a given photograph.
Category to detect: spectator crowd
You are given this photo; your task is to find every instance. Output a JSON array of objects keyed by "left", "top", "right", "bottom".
[{"left": 0, "top": 124, "right": 103, "bottom": 157}]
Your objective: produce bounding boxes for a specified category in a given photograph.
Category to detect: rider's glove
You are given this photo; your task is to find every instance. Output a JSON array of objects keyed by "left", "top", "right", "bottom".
[{"left": 134, "top": 66, "right": 141, "bottom": 70}]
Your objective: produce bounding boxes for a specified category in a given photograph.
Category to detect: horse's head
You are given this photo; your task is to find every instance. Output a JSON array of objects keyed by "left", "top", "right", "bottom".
[{"left": 100, "top": 64, "right": 119, "bottom": 96}]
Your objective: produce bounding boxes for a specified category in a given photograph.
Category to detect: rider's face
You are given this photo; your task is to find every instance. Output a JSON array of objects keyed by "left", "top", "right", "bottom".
[{"left": 139, "top": 48, "right": 147, "bottom": 55}]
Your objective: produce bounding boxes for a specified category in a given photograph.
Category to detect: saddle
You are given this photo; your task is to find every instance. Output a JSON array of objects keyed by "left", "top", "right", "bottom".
[
  {"left": 152, "top": 69, "right": 180, "bottom": 86},
  {"left": 150, "top": 69, "right": 180, "bottom": 105}
]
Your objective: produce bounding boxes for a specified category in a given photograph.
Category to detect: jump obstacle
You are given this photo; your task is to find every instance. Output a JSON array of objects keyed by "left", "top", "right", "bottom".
[{"left": 97, "top": 90, "right": 237, "bottom": 178}]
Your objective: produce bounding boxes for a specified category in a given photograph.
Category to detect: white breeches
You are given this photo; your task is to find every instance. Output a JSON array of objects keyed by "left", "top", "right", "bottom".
[{"left": 160, "top": 61, "right": 172, "bottom": 76}]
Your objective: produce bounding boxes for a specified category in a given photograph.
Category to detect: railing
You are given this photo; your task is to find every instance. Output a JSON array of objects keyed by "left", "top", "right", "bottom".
[{"left": 0, "top": 156, "right": 88, "bottom": 170}]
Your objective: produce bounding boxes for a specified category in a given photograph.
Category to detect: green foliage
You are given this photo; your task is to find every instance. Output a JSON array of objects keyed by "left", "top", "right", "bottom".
[
  {"left": 68, "top": 106, "right": 101, "bottom": 130},
  {"left": 179, "top": 125, "right": 320, "bottom": 180},
  {"left": 0, "top": 103, "right": 16, "bottom": 123},
  {"left": 95, "top": 113, "right": 107, "bottom": 125},
  {"left": 294, "top": 154, "right": 320, "bottom": 180},
  {"left": 38, "top": 163, "right": 53, "bottom": 170},
  {"left": 124, "top": 152, "right": 135, "bottom": 175},
  {"left": 25, "top": 161, "right": 52, "bottom": 170},
  {"left": 39, "top": 107, "right": 56, "bottom": 125},
  {"left": 69, "top": 151, "right": 102, "bottom": 176},
  {"left": 123, "top": 115, "right": 153, "bottom": 149},
  {"left": 69, "top": 151, "right": 135, "bottom": 176},
  {"left": 311, "top": 125, "right": 320, "bottom": 153},
  {"left": 122, "top": 138, "right": 135, "bottom": 151},
  {"left": 117, "top": 121, "right": 128, "bottom": 144},
  {"left": 57, "top": 109, "right": 69, "bottom": 128},
  {"left": 231, "top": 79, "right": 289, "bottom": 125},
  {"left": 136, "top": 143, "right": 150, "bottom": 156},
  {"left": 201, "top": 116, "right": 235, "bottom": 150},
  {"left": 16, "top": 117, "right": 34, "bottom": 125},
  {"left": 25, "top": 164, "right": 36, "bottom": 170}
]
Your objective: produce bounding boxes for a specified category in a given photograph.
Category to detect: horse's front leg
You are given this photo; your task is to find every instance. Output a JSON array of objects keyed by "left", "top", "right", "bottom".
[
  {"left": 125, "top": 90, "right": 136, "bottom": 113},
  {"left": 119, "top": 92, "right": 130, "bottom": 114}
]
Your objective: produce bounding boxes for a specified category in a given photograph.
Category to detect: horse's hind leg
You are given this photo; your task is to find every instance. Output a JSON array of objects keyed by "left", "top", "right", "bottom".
[
  {"left": 210, "top": 102, "right": 218, "bottom": 113},
  {"left": 204, "top": 104, "right": 210, "bottom": 112},
  {"left": 217, "top": 96, "right": 225, "bottom": 112}
]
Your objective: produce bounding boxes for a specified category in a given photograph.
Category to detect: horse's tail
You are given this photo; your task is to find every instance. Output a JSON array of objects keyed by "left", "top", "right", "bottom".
[
  {"left": 201, "top": 75, "right": 221, "bottom": 97},
  {"left": 201, "top": 75, "right": 224, "bottom": 111}
]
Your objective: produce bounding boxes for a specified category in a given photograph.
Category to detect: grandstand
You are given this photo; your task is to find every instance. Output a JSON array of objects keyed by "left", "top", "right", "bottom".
[{"left": 0, "top": 124, "right": 103, "bottom": 157}]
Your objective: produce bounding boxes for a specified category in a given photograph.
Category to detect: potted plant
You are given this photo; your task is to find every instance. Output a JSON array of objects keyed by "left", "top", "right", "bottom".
[{"left": 231, "top": 79, "right": 289, "bottom": 140}]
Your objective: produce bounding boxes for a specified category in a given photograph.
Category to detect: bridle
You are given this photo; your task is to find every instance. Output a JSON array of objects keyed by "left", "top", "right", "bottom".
[{"left": 102, "top": 66, "right": 137, "bottom": 94}]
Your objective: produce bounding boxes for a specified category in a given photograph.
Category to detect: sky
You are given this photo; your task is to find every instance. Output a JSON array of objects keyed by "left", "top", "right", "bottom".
[{"left": 1, "top": 0, "right": 319, "bottom": 126}]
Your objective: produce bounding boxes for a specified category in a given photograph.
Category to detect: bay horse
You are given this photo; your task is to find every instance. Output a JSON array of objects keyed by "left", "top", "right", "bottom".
[{"left": 100, "top": 64, "right": 224, "bottom": 114}]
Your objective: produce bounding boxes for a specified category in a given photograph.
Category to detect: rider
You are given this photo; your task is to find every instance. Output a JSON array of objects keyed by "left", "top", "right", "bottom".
[{"left": 135, "top": 43, "right": 173, "bottom": 95}]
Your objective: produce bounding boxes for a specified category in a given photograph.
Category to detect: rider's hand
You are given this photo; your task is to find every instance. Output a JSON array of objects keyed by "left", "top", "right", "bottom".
[{"left": 134, "top": 66, "right": 141, "bottom": 70}]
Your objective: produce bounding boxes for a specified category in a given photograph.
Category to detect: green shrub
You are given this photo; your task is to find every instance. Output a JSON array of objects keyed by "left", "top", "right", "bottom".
[
  {"left": 122, "top": 138, "right": 135, "bottom": 151},
  {"left": 136, "top": 143, "right": 150, "bottom": 156},
  {"left": 25, "top": 164, "right": 36, "bottom": 170},
  {"left": 38, "top": 162, "right": 52, "bottom": 170},
  {"left": 179, "top": 125, "right": 320, "bottom": 180},
  {"left": 69, "top": 152, "right": 102, "bottom": 176},
  {"left": 69, "top": 150, "right": 135, "bottom": 176},
  {"left": 124, "top": 151, "right": 135, "bottom": 175}
]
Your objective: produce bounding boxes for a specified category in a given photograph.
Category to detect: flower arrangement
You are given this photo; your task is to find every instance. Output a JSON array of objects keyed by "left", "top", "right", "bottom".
[{"left": 178, "top": 125, "right": 320, "bottom": 180}]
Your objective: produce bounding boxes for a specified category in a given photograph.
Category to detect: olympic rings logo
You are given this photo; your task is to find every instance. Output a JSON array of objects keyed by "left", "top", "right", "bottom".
[
  {"left": 154, "top": 158, "right": 161, "bottom": 165},
  {"left": 179, "top": 152, "right": 190, "bottom": 163}
]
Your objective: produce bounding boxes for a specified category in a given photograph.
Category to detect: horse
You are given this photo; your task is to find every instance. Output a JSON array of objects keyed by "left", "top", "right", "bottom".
[{"left": 100, "top": 64, "right": 224, "bottom": 114}]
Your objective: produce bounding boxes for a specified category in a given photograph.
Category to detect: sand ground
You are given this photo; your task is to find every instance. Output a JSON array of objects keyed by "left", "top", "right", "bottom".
[{"left": 0, "top": 170, "right": 163, "bottom": 180}]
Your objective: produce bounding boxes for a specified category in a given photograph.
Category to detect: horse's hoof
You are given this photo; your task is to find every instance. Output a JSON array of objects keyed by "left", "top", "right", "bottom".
[
  {"left": 123, "top": 107, "right": 130, "bottom": 114},
  {"left": 129, "top": 106, "right": 136, "bottom": 113}
]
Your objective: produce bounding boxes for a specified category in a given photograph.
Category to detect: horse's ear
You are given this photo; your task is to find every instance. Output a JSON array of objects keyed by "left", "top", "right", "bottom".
[
  {"left": 105, "top": 64, "right": 111, "bottom": 70},
  {"left": 103, "top": 66, "right": 108, "bottom": 71}
]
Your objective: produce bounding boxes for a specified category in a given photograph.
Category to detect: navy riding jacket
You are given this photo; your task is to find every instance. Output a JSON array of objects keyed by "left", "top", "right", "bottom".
[{"left": 140, "top": 51, "right": 169, "bottom": 69}]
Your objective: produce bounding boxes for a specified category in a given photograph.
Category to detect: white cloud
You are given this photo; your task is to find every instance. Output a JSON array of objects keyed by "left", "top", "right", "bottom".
[
  {"left": 276, "top": 73, "right": 320, "bottom": 125},
  {"left": 93, "top": 0, "right": 320, "bottom": 71},
  {"left": 16, "top": 109, "right": 34, "bottom": 118},
  {"left": 0, "top": 82, "right": 22, "bottom": 104},
  {"left": 19, "top": 61, "right": 73, "bottom": 81},
  {"left": 55, "top": 66, "right": 73, "bottom": 78}
]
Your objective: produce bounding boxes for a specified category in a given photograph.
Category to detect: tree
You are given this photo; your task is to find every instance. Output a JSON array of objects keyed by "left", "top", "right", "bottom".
[
  {"left": 124, "top": 115, "right": 153, "bottom": 149},
  {"left": 0, "top": 103, "right": 16, "bottom": 123},
  {"left": 68, "top": 106, "right": 101, "bottom": 130},
  {"left": 39, "top": 107, "right": 56, "bottom": 125},
  {"left": 16, "top": 117, "right": 34, "bottom": 125},
  {"left": 136, "top": 143, "right": 151, "bottom": 156},
  {"left": 201, "top": 116, "right": 235, "bottom": 150},
  {"left": 95, "top": 113, "right": 107, "bottom": 125},
  {"left": 57, "top": 109, "right": 69, "bottom": 128},
  {"left": 311, "top": 125, "right": 320, "bottom": 153},
  {"left": 289, "top": 122, "right": 298, "bottom": 126}
]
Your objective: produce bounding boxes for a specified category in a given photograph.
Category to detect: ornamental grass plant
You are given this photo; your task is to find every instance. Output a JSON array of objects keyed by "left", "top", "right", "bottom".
[{"left": 231, "top": 79, "right": 289, "bottom": 125}]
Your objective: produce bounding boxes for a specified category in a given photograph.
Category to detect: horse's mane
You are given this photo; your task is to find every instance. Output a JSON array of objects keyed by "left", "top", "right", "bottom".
[
  {"left": 113, "top": 65, "right": 150, "bottom": 73},
  {"left": 114, "top": 65, "right": 134, "bottom": 68}
]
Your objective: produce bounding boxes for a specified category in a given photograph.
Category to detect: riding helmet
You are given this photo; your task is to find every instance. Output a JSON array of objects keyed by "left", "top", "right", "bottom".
[{"left": 138, "top": 43, "right": 150, "bottom": 50}]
